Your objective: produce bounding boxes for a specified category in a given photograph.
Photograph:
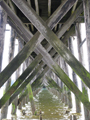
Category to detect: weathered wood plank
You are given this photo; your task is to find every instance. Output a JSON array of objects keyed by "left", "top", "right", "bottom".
[{"left": 34, "top": 0, "right": 39, "bottom": 15}]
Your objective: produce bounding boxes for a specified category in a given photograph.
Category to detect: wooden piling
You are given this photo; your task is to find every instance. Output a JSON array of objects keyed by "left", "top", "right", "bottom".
[
  {"left": 68, "top": 37, "right": 81, "bottom": 113},
  {"left": 76, "top": 23, "right": 90, "bottom": 119},
  {"left": 0, "top": 28, "right": 15, "bottom": 120},
  {"left": 27, "top": 84, "right": 36, "bottom": 115},
  {"left": 0, "top": 6, "right": 7, "bottom": 72}
]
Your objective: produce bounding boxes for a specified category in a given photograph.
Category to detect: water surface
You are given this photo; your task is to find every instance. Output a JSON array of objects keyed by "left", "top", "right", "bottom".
[{"left": 17, "top": 88, "right": 82, "bottom": 120}]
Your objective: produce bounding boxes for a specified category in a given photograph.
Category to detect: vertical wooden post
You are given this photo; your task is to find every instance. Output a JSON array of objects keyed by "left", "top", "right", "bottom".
[
  {"left": 76, "top": 23, "right": 90, "bottom": 119},
  {"left": 65, "top": 61, "right": 72, "bottom": 109},
  {"left": 27, "top": 84, "right": 36, "bottom": 115},
  {"left": 63, "top": 62, "right": 69, "bottom": 106},
  {"left": 0, "top": 6, "right": 7, "bottom": 72},
  {"left": 83, "top": 0, "right": 90, "bottom": 72},
  {"left": 60, "top": 57, "right": 69, "bottom": 105},
  {"left": 11, "top": 39, "right": 22, "bottom": 117},
  {"left": 68, "top": 37, "right": 81, "bottom": 112},
  {"left": 0, "top": 29, "right": 15, "bottom": 120},
  {"left": 72, "top": 71, "right": 81, "bottom": 113}
]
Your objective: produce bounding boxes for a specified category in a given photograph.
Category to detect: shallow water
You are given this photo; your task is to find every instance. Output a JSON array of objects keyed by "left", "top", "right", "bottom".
[{"left": 17, "top": 88, "right": 83, "bottom": 120}]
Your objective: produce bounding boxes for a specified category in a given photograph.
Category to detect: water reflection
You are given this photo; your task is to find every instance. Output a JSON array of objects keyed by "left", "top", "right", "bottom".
[{"left": 17, "top": 88, "right": 82, "bottom": 120}]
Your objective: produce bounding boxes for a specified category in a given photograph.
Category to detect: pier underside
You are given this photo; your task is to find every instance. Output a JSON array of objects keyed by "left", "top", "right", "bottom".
[{"left": 0, "top": 0, "right": 90, "bottom": 119}]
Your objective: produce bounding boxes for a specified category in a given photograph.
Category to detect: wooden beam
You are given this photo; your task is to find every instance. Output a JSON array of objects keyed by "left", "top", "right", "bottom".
[
  {"left": 48, "top": 0, "right": 51, "bottom": 17},
  {"left": 61, "top": 26, "right": 75, "bottom": 45},
  {"left": 0, "top": 29, "right": 41, "bottom": 87},
  {"left": 0, "top": 54, "right": 42, "bottom": 107},
  {"left": 27, "top": 84, "right": 35, "bottom": 115},
  {"left": 0, "top": 6, "right": 7, "bottom": 72},
  {"left": 18, "top": 89, "right": 28, "bottom": 105},
  {"left": 12, "top": 0, "right": 90, "bottom": 89},
  {"left": 56, "top": 3, "right": 83, "bottom": 38},
  {"left": 46, "top": 76, "right": 62, "bottom": 92},
  {"left": 71, "top": 0, "right": 78, "bottom": 14},
  {"left": 8, "top": 0, "right": 16, "bottom": 13},
  {"left": 27, "top": 0, "right": 31, "bottom": 6},
  {"left": 83, "top": 0, "right": 90, "bottom": 72},
  {"left": 68, "top": 37, "right": 81, "bottom": 113},
  {"left": 8, "top": 19, "right": 28, "bottom": 43},
  {"left": 31, "top": 66, "right": 49, "bottom": 90},
  {"left": 0, "top": 0, "right": 74, "bottom": 85},
  {"left": 23, "top": 42, "right": 90, "bottom": 111},
  {"left": 8, "top": 62, "right": 44, "bottom": 106},
  {"left": 34, "top": 0, "right": 39, "bottom": 15}
]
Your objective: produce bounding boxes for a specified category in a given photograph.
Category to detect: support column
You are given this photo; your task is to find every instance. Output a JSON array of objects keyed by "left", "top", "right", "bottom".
[
  {"left": 76, "top": 23, "right": 90, "bottom": 119},
  {"left": 0, "top": 29, "right": 15, "bottom": 120},
  {"left": 0, "top": 6, "right": 7, "bottom": 72},
  {"left": 83, "top": 0, "right": 90, "bottom": 72},
  {"left": 11, "top": 39, "right": 22, "bottom": 118},
  {"left": 68, "top": 37, "right": 81, "bottom": 113}
]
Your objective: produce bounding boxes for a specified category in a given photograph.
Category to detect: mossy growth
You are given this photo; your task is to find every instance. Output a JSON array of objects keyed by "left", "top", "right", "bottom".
[
  {"left": 34, "top": 111, "right": 37, "bottom": 115},
  {"left": 11, "top": 103, "right": 16, "bottom": 115}
]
